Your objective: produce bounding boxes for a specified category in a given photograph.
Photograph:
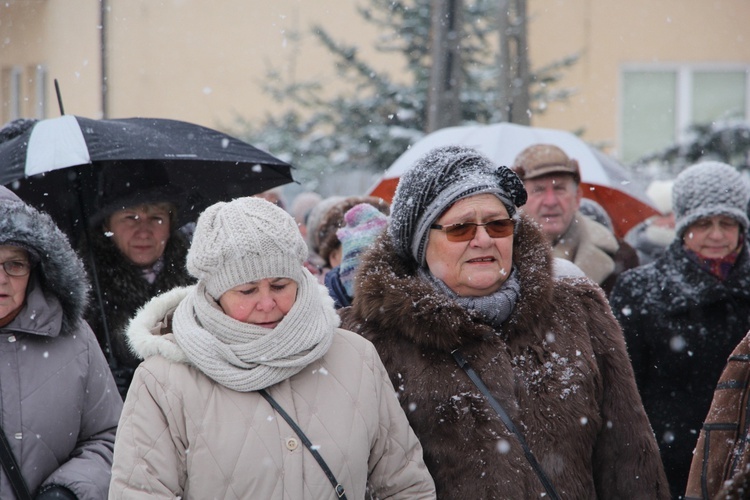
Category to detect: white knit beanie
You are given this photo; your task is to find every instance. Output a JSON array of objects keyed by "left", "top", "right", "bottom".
[
  {"left": 187, "top": 197, "right": 308, "bottom": 299},
  {"left": 673, "top": 161, "right": 750, "bottom": 237}
]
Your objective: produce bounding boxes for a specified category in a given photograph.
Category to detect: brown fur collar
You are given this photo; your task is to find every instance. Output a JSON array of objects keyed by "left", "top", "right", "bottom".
[{"left": 350, "top": 214, "right": 555, "bottom": 352}]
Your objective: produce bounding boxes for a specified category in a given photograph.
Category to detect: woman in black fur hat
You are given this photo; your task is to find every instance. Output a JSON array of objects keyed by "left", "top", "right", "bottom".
[{"left": 84, "top": 162, "right": 194, "bottom": 399}]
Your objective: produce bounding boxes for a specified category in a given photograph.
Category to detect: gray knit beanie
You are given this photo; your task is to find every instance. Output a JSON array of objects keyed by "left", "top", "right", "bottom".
[
  {"left": 389, "top": 145, "right": 527, "bottom": 266},
  {"left": 673, "top": 161, "right": 750, "bottom": 237},
  {"left": 187, "top": 197, "right": 308, "bottom": 299}
]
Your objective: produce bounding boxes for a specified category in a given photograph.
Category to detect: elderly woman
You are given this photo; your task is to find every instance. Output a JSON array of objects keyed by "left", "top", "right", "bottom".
[
  {"left": 85, "top": 163, "right": 194, "bottom": 398},
  {"left": 109, "top": 197, "right": 435, "bottom": 499},
  {"left": 610, "top": 161, "right": 750, "bottom": 498},
  {"left": 340, "top": 145, "right": 668, "bottom": 499},
  {"left": 0, "top": 186, "right": 122, "bottom": 499}
]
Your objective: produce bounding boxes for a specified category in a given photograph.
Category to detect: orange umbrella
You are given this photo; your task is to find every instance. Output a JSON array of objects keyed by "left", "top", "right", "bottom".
[{"left": 368, "top": 123, "right": 658, "bottom": 237}]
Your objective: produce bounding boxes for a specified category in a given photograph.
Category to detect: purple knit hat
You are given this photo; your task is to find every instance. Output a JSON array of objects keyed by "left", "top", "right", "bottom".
[{"left": 336, "top": 203, "right": 388, "bottom": 297}]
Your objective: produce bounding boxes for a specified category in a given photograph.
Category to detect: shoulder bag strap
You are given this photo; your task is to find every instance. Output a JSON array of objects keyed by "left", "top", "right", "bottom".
[
  {"left": 452, "top": 349, "right": 560, "bottom": 500},
  {"left": 260, "top": 389, "right": 347, "bottom": 499},
  {"left": 0, "top": 426, "right": 32, "bottom": 500}
]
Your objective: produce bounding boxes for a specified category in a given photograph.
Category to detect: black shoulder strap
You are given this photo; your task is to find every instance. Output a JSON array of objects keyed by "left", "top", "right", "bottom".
[
  {"left": 452, "top": 349, "right": 560, "bottom": 500},
  {"left": 260, "top": 389, "right": 347, "bottom": 499},
  {"left": 0, "top": 426, "right": 32, "bottom": 500}
]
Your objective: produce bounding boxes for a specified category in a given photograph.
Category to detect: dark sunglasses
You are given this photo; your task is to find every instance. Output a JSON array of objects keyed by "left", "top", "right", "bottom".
[{"left": 430, "top": 218, "right": 515, "bottom": 242}]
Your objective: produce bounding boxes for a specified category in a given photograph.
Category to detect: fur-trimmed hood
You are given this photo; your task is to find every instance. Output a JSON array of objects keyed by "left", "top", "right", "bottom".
[
  {"left": 126, "top": 286, "right": 191, "bottom": 364},
  {"left": 350, "top": 214, "right": 559, "bottom": 352},
  {"left": 0, "top": 195, "right": 89, "bottom": 336}
]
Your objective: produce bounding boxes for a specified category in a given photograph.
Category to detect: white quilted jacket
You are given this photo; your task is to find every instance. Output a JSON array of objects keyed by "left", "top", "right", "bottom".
[{"left": 109, "top": 287, "right": 435, "bottom": 499}]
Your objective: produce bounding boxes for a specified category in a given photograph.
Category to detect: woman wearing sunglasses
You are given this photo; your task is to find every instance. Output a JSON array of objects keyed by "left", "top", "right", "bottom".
[{"left": 340, "top": 145, "right": 668, "bottom": 499}]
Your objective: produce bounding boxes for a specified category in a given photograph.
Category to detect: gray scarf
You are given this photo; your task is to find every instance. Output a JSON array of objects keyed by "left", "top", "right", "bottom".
[
  {"left": 418, "top": 266, "right": 521, "bottom": 329},
  {"left": 172, "top": 270, "right": 338, "bottom": 392}
]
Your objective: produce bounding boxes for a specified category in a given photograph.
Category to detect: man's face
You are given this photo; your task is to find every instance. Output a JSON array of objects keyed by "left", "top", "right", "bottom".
[{"left": 522, "top": 174, "right": 582, "bottom": 242}]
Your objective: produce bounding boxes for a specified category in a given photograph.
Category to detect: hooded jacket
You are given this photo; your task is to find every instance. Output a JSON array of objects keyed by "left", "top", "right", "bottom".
[
  {"left": 610, "top": 239, "right": 750, "bottom": 498},
  {"left": 0, "top": 188, "right": 122, "bottom": 499},
  {"left": 340, "top": 215, "right": 668, "bottom": 499},
  {"left": 109, "top": 286, "right": 436, "bottom": 499}
]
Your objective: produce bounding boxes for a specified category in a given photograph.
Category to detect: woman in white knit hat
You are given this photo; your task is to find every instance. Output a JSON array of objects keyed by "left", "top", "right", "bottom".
[
  {"left": 610, "top": 161, "right": 750, "bottom": 499},
  {"left": 108, "top": 197, "right": 435, "bottom": 499}
]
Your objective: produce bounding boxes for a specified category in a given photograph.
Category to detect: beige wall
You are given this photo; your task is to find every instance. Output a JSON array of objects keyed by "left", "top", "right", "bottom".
[
  {"left": 527, "top": 0, "right": 750, "bottom": 156},
  {"left": 1, "top": 0, "right": 748, "bottom": 159}
]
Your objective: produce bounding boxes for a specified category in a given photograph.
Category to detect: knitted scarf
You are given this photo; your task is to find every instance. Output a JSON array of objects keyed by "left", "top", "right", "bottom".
[
  {"left": 172, "top": 270, "right": 338, "bottom": 392},
  {"left": 418, "top": 266, "right": 521, "bottom": 329},
  {"left": 684, "top": 239, "right": 744, "bottom": 282}
]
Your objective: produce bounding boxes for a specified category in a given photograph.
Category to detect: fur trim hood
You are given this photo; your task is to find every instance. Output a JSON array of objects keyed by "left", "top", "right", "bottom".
[
  {"left": 351, "top": 214, "right": 558, "bottom": 351},
  {"left": 126, "top": 286, "right": 191, "bottom": 364},
  {"left": 0, "top": 196, "right": 89, "bottom": 336}
]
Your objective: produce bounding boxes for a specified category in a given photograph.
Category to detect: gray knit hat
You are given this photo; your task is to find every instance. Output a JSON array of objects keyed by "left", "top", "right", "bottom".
[
  {"left": 673, "top": 161, "right": 750, "bottom": 237},
  {"left": 389, "top": 145, "right": 527, "bottom": 266},
  {"left": 187, "top": 197, "right": 308, "bottom": 299}
]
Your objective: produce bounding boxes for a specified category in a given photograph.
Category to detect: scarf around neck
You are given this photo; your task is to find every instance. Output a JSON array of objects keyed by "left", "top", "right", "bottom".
[
  {"left": 684, "top": 239, "right": 743, "bottom": 281},
  {"left": 172, "top": 270, "right": 338, "bottom": 392},
  {"left": 418, "top": 266, "right": 521, "bottom": 329}
]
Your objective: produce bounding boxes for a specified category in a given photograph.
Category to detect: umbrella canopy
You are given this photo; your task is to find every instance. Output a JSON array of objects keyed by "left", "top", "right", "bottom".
[
  {"left": 0, "top": 115, "right": 294, "bottom": 238},
  {"left": 369, "top": 122, "right": 658, "bottom": 237}
]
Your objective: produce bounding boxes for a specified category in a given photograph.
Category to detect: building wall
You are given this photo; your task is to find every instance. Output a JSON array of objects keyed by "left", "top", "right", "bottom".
[{"left": 1, "top": 0, "right": 748, "bottom": 161}]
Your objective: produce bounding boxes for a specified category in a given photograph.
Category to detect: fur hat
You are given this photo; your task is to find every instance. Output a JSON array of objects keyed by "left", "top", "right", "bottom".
[
  {"left": 336, "top": 203, "right": 388, "bottom": 297},
  {"left": 512, "top": 144, "right": 581, "bottom": 183},
  {"left": 389, "top": 145, "right": 527, "bottom": 266},
  {"left": 316, "top": 196, "right": 389, "bottom": 265},
  {"left": 673, "top": 161, "right": 750, "bottom": 237},
  {"left": 646, "top": 179, "right": 674, "bottom": 215},
  {"left": 91, "top": 162, "right": 183, "bottom": 227},
  {"left": 187, "top": 197, "right": 308, "bottom": 299}
]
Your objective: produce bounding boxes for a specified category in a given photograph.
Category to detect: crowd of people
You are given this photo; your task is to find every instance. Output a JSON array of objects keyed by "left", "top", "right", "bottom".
[{"left": 2, "top": 110, "right": 750, "bottom": 499}]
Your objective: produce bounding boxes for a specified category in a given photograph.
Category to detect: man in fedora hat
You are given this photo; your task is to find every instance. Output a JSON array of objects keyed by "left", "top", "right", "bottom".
[{"left": 512, "top": 144, "right": 639, "bottom": 295}]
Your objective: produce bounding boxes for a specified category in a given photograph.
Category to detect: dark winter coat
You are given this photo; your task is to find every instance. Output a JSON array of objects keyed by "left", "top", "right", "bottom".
[
  {"left": 684, "top": 332, "right": 750, "bottom": 499},
  {"left": 609, "top": 239, "right": 750, "bottom": 498},
  {"left": 340, "top": 215, "right": 669, "bottom": 499},
  {"left": 84, "top": 228, "right": 194, "bottom": 397},
  {"left": 0, "top": 193, "right": 122, "bottom": 499}
]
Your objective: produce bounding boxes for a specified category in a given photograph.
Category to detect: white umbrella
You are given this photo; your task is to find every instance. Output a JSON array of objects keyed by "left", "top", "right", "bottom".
[{"left": 368, "top": 122, "right": 659, "bottom": 236}]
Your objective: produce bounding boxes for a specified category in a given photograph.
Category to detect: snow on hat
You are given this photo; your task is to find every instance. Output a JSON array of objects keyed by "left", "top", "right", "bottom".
[
  {"left": 388, "top": 145, "right": 527, "bottom": 266},
  {"left": 673, "top": 161, "right": 750, "bottom": 237},
  {"left": 511, "top": 144, "right": 581, "bottom": 183},
  {"left": 336, "top": 203, "right": 388, "bottom": 297},
  {"left": 187, "top": 197, "right": 308, "bottom": 299},
  {"left": 646, "top": 179, "right": 674, "bottom": 215}
]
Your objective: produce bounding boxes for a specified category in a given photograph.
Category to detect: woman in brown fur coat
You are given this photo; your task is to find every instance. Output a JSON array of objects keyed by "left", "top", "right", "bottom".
[{"left": 340, "top": 145, "right": 668, "bottom": 499}]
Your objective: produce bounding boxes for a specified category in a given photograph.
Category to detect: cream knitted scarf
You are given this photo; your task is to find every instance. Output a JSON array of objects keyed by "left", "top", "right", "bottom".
[{"left": 172, "top": 270, "right": 338, "bottom": 392}]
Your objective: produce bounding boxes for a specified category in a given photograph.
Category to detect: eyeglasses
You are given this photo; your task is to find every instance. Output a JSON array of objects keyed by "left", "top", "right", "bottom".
[
  {"left": 0, "top": 260, "right": 31, "bottom": 277},
  {"left": 430, "top": 218, "right": 515, "bottom": 242}
]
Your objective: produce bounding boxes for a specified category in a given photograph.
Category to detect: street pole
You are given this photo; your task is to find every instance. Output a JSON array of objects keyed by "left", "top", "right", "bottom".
[{"left": 427, "top": 0, "right": 463, "bottom": 133}]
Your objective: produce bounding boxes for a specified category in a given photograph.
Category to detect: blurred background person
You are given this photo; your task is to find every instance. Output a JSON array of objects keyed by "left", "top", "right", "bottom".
[
  {"left": 289, "top": 191, "right": 323, "bottom": 239},
  {"left": 610, "top": 161, "right": 750, "bottom": 498},
  {"left": 109, "top": 197, "right": 435, "bottom": 499},
  {"left": 341, "top": 145, "right": 667, "bottom": 499},
  {"left": 512, "top": 144, "right": 639, "bottom": 296},
  {"left": 579, "top": 197, "right": 614, "bottom": 232},
  {"left": 325, "top": 203, "right": 388, "bottom": 308},
  {"left": 0, "top": 186, "right": 121, "bottom": 499},
  {"left": 254, "top": 186, "right": 287, "bottom": 210},
  {"left": 625, "top": 179, "right": 676, "bottom": 266},
  {"left": 85, "top": 163, "right": 194, "bottom": 399}
]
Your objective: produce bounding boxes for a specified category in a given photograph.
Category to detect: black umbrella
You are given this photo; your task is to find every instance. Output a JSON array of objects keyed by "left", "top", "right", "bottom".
[
  {"left": 0, "top": 115, "right": 295, "bottom": 237},
  {"left": 0, "top": 115, "right": 295, "bottom": 369}
]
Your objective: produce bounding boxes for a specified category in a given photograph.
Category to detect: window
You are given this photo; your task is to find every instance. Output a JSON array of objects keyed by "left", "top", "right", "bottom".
[
  {"left": 1, "top": 64, "right": 48, "bottom": 123},
  {"left": 620, "top": 66, "right": 749, "bottom": 163}
]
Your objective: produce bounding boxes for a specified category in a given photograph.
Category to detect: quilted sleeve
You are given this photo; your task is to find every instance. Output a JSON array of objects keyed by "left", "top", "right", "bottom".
[
  {"left": 109, "top": 358, "right": 187, "bottom": 499},
  {"left": 365, "top": 341, "right": 436, "bottom": 499},
  {"left": 42, "top": 325, "right": 123, "bottom": 500}
]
